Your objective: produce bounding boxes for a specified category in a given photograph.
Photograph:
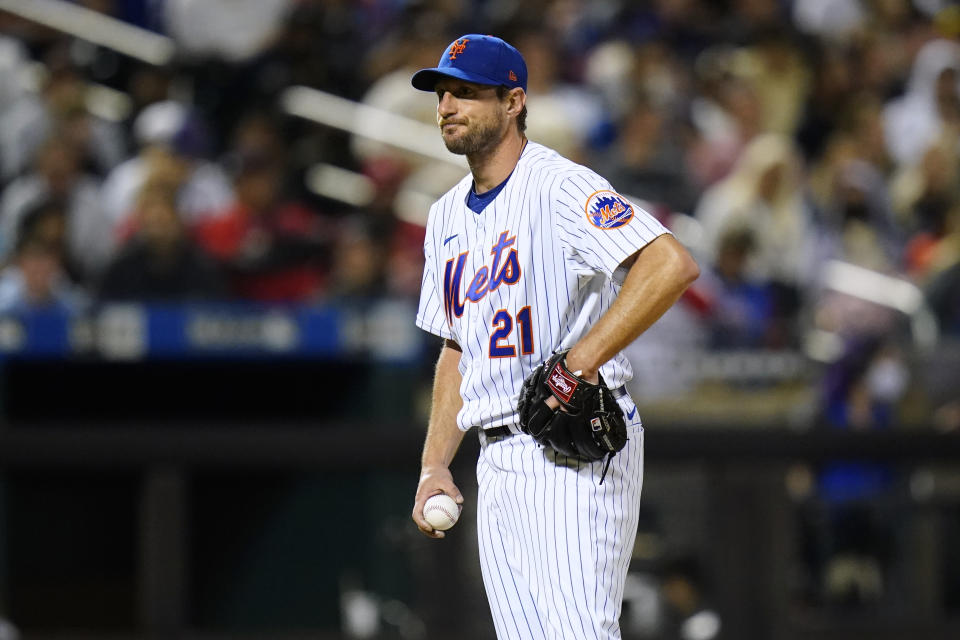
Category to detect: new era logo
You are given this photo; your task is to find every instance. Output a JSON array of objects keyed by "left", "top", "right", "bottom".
[{"left": 508, "top": 70, "right": 517, "bottom": 82}]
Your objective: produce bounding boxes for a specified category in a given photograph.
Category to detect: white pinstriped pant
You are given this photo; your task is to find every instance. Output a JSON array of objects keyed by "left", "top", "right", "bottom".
[{"left": 476, "top": 397, "right": 644, "bottom": 640}]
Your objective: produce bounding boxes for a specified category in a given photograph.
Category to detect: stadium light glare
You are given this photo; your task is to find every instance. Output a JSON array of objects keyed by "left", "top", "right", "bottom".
[
  {"left": 822, "top": 260, "right": 924, "bottom": 315},
  {"left": 281, "top": 85, "right": 467, "bottom": 168},
  {"left": 821, "top": 259, "right": 939, "bottom": 350},
  {"left": 0, "top": 0, "right": 175, "bottom": 66},
  {"left": 306, "top": 164, "right": 376, "bottom": 208}
]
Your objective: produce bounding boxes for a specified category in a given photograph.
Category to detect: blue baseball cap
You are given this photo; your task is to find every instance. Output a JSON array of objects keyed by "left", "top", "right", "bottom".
[{"left": 411, "top": 34, "right": 527, "bottom": 92}]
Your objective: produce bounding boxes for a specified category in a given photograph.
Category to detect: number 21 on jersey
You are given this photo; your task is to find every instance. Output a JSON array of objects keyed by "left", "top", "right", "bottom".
[{"left": 490, "top": 306, "right": 534, "bottom": 358}]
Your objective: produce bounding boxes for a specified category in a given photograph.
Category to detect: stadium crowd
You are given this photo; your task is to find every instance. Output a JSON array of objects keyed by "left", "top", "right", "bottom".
[{"left": 0, "top": 0, "right": 958, "bottom": 427}]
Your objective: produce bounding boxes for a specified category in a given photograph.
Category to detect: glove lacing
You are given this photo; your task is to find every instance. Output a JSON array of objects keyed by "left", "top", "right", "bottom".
[{"left": 598, "top": 452, "right": 614, "bottom": 485}]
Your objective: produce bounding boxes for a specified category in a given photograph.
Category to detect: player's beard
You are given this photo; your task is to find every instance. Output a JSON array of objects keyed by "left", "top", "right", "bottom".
[{"left": 441, "top": 109, "right": 507, "bottom": 156}]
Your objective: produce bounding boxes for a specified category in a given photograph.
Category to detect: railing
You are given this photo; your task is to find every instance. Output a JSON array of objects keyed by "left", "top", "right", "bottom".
[{"left": 0, "top": 302, "right": 422, "bottom": 362}]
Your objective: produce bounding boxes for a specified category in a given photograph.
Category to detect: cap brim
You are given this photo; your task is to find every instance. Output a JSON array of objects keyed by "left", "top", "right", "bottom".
[{"left": 411, "top": 67, "right": 502, "bottom": 91}]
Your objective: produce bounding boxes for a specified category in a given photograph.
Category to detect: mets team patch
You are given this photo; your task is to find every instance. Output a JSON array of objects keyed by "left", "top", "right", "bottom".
[{"left": 585, "top": 190, "right": 634, "bottom": 229}]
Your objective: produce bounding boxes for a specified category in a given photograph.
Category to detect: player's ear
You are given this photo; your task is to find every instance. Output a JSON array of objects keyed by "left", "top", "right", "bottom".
[{"left": 505, "top": 88, "right": 526, "bottom": 118}]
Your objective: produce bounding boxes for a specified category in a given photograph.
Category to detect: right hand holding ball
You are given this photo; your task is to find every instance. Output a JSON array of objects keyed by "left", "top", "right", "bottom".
[{"left": 423, "top": 493, "right": 461, "bottom": 531}]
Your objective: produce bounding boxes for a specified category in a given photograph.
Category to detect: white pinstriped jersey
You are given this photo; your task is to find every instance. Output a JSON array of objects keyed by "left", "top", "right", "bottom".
[{"left": 416, "top": 141, "right": 669, "bottom": 431}]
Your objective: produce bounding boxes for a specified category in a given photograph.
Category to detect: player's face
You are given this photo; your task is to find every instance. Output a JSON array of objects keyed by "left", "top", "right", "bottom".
[{"left": 435, "top": 80, "right": 510, "bottom": 156}]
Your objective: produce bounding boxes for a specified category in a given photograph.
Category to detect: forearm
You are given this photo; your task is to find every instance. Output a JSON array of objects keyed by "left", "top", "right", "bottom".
[
  {"left": 566, "top": 234, "right": 700, "bottom": 378},
  {"left": 413, "top": 340, "right": 466, "bottom": 538},
  {"left": 421, "top": 341, "right": 466, "bottom": 469}
]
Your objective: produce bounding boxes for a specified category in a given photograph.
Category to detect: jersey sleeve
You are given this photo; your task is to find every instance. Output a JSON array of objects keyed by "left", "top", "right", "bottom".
[
  {"left": 415, "top": 212, "right": 454, "bottom": 340},
  {"left": 553, "top": 171, "right": 671, "bottom": 281}
]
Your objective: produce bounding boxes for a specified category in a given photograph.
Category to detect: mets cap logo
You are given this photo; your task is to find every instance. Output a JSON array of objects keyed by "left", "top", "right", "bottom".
[
  {"left": 449, "top": 38, "right": 469, "bottom": 59},
  {"left": 585, "top": 190, "right": 634, "bottom": 229}
]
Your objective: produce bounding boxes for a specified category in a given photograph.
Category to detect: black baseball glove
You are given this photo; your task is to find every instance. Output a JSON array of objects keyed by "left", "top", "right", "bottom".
[{"left": 517, "top": 350, "right": 628, "bottom": 476}]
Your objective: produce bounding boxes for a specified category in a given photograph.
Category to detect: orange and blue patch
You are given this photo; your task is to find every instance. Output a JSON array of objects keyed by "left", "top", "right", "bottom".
[{"left": 585, "top": 190, "right": 634, "bottom": 229}]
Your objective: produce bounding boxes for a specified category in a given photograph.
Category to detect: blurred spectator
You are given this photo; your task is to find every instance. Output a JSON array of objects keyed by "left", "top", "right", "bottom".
[
  {"left": 0, "top": 43, "right": 126, "bottom": 182},
  {"left": 268, "top": 0, "right": 371, "bottom": 101},
  {"left": 697, "top": 227, "right": 776, "bottom": 349},
  {"left": 590, "top": 95, "right": 698, "bottom": 213},
  {"left": 926, "top": 252, "right": 960, "bottom": 339},
  {"left": 627, "top": 39, "right": 692, "bottom": 116},
  {"left": 164, "top": 0, "right": 298, "bottom": 146},
  {"left": 0, "top": 138, "right": 110, "bottom": 280},
  {"left": 125, "top": 64, "right": 177, "bottom": 120},
  {"left": 694, "top": 133, "right": 814, "bottom": 290},
  {"left": 100, "top": 100, "right": 233, "bottom": 236},
  {"left": 822, "top": 339, "right": 909, "bottom": 432},
  {"left": 802, "top": 338, "right": 906, "bottom": 608},
  {"left": 808, "top": 134, "right": 900, "bottom": 273},
  {"left": 883, "top": 38, "right": 960, "bottom": 167},
  {"left": 844, "top": 26, "right": 913, "bottom": 108},
  {"left": 842, "top": 95, "right": 892, "bottom": 175},
  {"left": 163, "top": 0, "right": 293, "bottom": 64},
  {"left": 327, "top": 218, "right": 386, "bottom": 300},
  {"left": 514, "top": 29, "right": 609, "bottom": 160},
  {"left": 694, "top": 134, "right": 815, "bottom": 346},
  {"left": 0, "top": 34, "right": 29, "bottom": 120},
  {"left": 98, "top": 183, "right": 224, "bottom": 301},
  {"left": 355, "top": 158, "right": 425, "bottom": 300},
  {"left": 891, "top": 140, "right": 960, "bottom": 278},
  {"left": 607, "top": 1, "right": 721, "bottom": 63},
  {"left": 919, "top": 197, "right": 960, "bottom": 335},
  {"left": 5, "top": 197, "right": 70, "bottom": 269},
  {"left": 582, "top": 40, "right": 641, "bottom": 122},
  {"left": 796, "top": 44, "right": 856, "bottom": 161},
  {"left": 792, "top": 0, "right": 867, "bottom": 42},
  {"left": 0, "top": 202, "right": 85, "bottom": 314},
  {"left": 195, "top": 151, "right": 330, "bottom": 302},
  {"left": 582, "top": 36, "right": 693, "bottom": 125},
  {"left": 687, "top": 62, "right": 764, "bottom": 186},
  {"left": 728, "top": 27, "right": 811, "bottom": 136},
  {"left": 229, "top": 110, "right": 288, "bottom": 165},
  {"left": 726, "top": 0, "right": 785, "bottom": 36}
]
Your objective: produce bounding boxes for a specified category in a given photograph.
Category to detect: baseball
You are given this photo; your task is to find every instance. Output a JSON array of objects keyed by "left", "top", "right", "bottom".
[{"left": 423, "top": 494, "right": 461, "bottom": 531}]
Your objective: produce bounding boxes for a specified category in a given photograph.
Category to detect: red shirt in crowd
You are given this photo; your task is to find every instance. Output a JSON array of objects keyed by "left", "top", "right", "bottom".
[{"left": 194, "top": 201, "right": 330, "bottom": 302}]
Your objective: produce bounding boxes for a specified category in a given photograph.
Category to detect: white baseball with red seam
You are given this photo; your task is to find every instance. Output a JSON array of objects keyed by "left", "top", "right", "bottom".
[{"left": 423, "top": 494, "right": 460, "bottom": 531}]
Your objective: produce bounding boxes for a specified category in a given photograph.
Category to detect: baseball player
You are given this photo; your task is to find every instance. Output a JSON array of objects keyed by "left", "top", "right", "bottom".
[{"left": 410, "top": 34, "right": 700, "bottom": 639}]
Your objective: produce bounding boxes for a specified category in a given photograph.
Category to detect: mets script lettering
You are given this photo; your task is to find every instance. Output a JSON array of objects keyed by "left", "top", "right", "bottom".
[
  {"left": 596, "top": 197, "right": 627, "bottom": 223},
  {"left": 444, "top": 231, "right": 520, "bottom": 325}
]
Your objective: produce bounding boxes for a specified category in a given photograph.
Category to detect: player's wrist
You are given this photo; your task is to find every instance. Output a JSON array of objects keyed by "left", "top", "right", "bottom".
[
  {"left": 420, "top": 462, "right": 450, "bottom": 477},
  {"left": 564, "top": 350, "right": 599, "bottom": 382}
]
